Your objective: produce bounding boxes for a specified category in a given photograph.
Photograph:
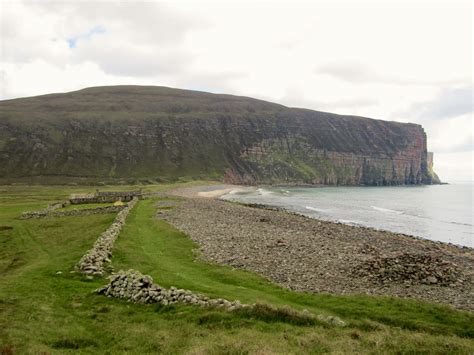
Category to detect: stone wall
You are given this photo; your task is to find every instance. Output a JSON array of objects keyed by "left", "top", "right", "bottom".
[
  {"left": 21, "top": 205, "right": 125, "bottom": 219},
  {"left": 70, "top": 190, "right": 142, "bottom": 204},
  {"left": 96, "top": 269, "right": 346, "bottom": 326},
  {"left": 97, "top": 269, "right": 245, "bottom": 309},
  {"left": 75, "top": 197, "right": 138, "bottom": 275}
]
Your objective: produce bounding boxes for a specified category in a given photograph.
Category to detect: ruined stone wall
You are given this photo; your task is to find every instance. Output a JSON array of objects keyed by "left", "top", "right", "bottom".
[
  {"left": 21, "top": 205, "right": 125, "bottom": 219},
  {"left": 75, "top": 197, "right": 138, "bottom": 275}
]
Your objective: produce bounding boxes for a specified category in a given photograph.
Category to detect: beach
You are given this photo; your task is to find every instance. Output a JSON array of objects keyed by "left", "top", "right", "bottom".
[{"left": 161, "top": 185, "right": 474, "bottom": 311}]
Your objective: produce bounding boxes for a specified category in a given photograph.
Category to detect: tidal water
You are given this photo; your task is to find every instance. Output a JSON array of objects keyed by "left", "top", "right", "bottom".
[{"left": 221, "top": 182, "right": 473, "bottom": 247}]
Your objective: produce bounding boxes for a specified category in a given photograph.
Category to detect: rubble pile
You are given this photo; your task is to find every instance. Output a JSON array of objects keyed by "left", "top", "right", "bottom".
[{"left": 357, "top": 252, "right": 466, "bottom": 286}]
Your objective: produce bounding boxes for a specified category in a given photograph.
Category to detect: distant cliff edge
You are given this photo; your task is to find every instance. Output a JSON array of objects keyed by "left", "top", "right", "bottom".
[{"left": 0, "top": 86, "right": 441, "bottom": 185}]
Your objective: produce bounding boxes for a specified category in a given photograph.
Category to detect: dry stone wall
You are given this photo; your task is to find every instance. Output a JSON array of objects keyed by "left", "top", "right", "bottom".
[
  {"left": 96, "top": 269, "right": 347, "bottom": 326},
  {"left": 76, "top": 197, "right": 138, "bottom": 275},
  {"left": 97, "top": 269, "right": 246, "bottom": 310},
  {"left": 21, "top": 205, "right": 125, "bottom": 219}
]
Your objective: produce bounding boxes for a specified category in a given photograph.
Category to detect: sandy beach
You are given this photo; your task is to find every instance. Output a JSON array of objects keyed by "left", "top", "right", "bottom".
[
  {"left": 162, "top": 185, "right": 474, "bottom": 311},
  {"left": 167, "top": 184, "right": 252, "bottom": 198}
]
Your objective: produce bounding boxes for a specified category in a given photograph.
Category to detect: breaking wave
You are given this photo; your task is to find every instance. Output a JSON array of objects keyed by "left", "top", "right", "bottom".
[
  {"left": 371, "top": 206, "right": 403, "bottom": 214},
  {"left": 305, "top": 206, "right": 326, "bottom": 213},
  {"left": 257, "top": 188, "right": 273, "bottom": 196}
]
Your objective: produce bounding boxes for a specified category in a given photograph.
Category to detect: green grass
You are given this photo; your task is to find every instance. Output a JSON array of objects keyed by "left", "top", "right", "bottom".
[
  {"left": 57, "top": 202, "right": 116, "bottom": 211},
  {"left": 1, "top": 185, "right": 473, "bottom": 354}
]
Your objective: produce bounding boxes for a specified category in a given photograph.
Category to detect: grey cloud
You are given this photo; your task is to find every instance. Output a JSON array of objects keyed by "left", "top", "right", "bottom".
[
  {"left": 173, "top": 71, "right": 246, "bottom": 94},
  {"left": 73, "top": 41, "right": 189, "bottom": 77},
  {"left": 78, "top": 3, "right": 205, "bottom": 45},
  {"left": 317, "top": 62, "right": 378, "bottom": 84},
  {"left": 407, "top": 85, "right": 473, "bottom": 121},
  {"left": 316, "top": 62, "right": 468, "bottom": 86},
  {"left": 435, "top": 137, "right": 473, "bottom": 154},
  {"left": 321, "top": 98, "right": 378, "bottom": 110},
  {"left": 3, "top": 1, "right": 204, "bottom": 73},
  {"left": 59, "top": 3, "right": 210, "bottom": 78},
  {"left": 278, "top": 88, "right": 377, "bottom": 111}
]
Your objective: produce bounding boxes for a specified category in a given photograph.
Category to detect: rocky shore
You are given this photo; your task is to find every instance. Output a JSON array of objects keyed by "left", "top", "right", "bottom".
[{"left": 158, "top": 193, "right": 474, "bottom": 311}]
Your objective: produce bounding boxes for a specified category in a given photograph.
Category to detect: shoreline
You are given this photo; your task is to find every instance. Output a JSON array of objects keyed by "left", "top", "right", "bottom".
[
  {"left": 169, "top": 184, "right": 472, "bottom": 251},
  {"left": 243, "top": 203, "right": 473, "bottom": 251},
  {"left": 163, "top": 184, "right": 474, "bottom": 311},
  {"left": 167, "top": 184, "right": 252, "bottom": 199}
]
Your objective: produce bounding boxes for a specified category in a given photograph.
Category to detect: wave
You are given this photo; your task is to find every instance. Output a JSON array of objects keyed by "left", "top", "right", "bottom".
[
  {"left": 257, "top": 188, "right": 273, "bottom": 196},
  {"left": 371, "top": 206, "right": 403, "bottom": 215},
  {"left": 305, "top": 206, "right": 326, "bottom": 213},
  {"left": 446, "top": 220, "right": 473, "bottom": 227}
]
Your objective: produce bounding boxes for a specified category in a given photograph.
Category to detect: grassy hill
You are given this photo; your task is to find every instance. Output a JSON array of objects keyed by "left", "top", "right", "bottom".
[
  {"left": 0, "top": 86, "right": 438, "bottom": 185},
  {"left": 0, "top": 183, "right": 472, "bottom": 353}
]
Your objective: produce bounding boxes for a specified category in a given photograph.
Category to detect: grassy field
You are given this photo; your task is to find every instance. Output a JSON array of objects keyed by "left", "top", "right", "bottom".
[
  {"left": 57, "top": 202, "right": 117, "bottom": 211},
  {"left": 1, "top": 184, "right": 473, "bottom": 354}
]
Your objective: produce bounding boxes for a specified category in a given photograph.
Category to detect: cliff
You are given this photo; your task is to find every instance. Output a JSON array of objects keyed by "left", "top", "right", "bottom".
[{"left": 0, "top": 85, "right": 440, "bottom": 185}]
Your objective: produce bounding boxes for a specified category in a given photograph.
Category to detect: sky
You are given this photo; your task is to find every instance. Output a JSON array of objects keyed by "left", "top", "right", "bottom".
[{"left": 1, "top": 0, "right": 472, "bottom": 181}]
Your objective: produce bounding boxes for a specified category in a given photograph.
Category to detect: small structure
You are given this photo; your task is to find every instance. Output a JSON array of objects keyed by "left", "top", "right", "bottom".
[
  {"left": 70, "top": 189, "right": 142, "bottom": 204},
  {"left": 69, "top": 193, "right": 96, "bottom": 204}
]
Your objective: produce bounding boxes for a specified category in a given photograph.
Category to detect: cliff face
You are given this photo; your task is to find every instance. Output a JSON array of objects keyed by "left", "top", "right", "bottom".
[{"left": 0, "top": 85, "right": 439, "bottom": 185}]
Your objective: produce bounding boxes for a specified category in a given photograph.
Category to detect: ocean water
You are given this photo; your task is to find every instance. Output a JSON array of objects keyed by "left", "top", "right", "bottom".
[{"left": 221, "top": 182, "right": 474, "bottom": 247}]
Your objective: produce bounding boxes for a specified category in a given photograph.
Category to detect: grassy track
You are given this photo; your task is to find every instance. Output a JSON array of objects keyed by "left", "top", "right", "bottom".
[{"left": 0, "top": 186, "right": 473, "bottom": 353}]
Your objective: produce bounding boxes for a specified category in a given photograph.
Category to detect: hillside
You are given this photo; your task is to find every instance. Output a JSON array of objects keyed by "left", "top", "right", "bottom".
[{"left": 0, "top": 86, "right": 439, "bottom": 185}]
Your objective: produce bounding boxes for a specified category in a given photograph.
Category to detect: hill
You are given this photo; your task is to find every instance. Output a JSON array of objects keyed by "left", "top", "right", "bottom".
[{"left": 0, "top": 85, "right": 440, "bottom": 185}]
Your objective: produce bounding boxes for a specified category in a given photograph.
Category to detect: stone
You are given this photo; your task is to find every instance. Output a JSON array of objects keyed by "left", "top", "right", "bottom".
[{"left": 427, "top": 276, "right": 438, "bottom": 284}]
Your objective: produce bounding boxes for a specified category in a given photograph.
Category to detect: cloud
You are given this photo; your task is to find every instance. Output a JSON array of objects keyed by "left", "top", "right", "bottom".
[
  {"left": 71, "top": 39, "right": 189, "bottom": 77},
  {"left": 1, "top": 2, "right": 204, "bottom": 78},
  {"left": 67, "top": 25, "right": 106, "bottom": 48},
  {"left": 433, "top": 151, "right": 473, "bottom": 182},
  {"left": 277, "top": 88, "right": 378, "bottom": 112},
  {"left": 407, "top": 86, "right": 473, "bottom": 120},
  {"left": 423, "top": 113, "right": 473, "bottom": 155},
  {"left": 435, "top": 137, "right": 473, "bottom": 154},
  {"left": 172, "top": 71, "right": 246, "bottom": 94},
  {"left": 316, "top": 62, "right": 468, "bottom": 87}
]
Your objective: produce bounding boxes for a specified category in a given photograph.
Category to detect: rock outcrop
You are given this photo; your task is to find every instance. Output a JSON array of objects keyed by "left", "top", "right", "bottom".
[{"left": 0, "top": 86, "right": 439, "bottom": 185}]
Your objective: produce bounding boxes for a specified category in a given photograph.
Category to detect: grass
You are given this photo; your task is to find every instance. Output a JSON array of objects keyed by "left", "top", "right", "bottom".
[
  {"left": 0, "top": 185, "right": 473, "bottom": 354},
  {"left": 57, "top": 202, "right": 116, "bottom": 211}
]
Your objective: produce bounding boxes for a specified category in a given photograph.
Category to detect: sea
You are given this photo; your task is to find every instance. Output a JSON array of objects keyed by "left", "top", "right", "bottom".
[{"left": 221, "top": 182, "right": 474, "bottom": 248}]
